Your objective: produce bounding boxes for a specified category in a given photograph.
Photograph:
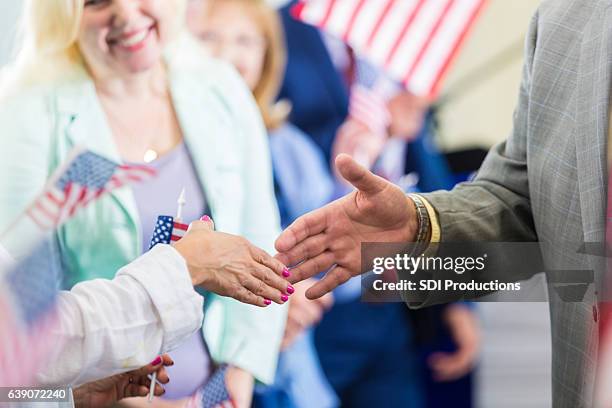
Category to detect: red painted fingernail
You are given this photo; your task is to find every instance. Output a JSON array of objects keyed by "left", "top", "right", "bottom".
[
  {"left": 150, "top": 356, "right": 162, "bottom": 366},
  {"left": 281, "top": 294, "right": 289, "bottom": 302},
  {"left": 200, "top": 215, "right": 211, "bottom": 222},
  {"left": 264, "top": 299, "right": 272, "bottom": 305},
  {"left": 287, "top": 285, "right": 295, "bottom": 295},
  {"left": 282, "top": 268, "right": 291, "bottom": 278}
]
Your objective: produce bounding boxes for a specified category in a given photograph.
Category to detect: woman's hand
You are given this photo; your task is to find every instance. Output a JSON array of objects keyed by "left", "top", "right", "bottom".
[
  {"left": 282, "top": 279, "right": 334, "bottom": 350},
  {"left": 173, "top": 218, "right": 292, "bottom": 307},
  {"left": 428, "top": 304, "right": 481, "bottom": 382},
  {"left": 73, "top": 355, "right": 173, "bottom": 408},
  {"left": 225, "top": 366, "right": 255, "bottom": 408}
]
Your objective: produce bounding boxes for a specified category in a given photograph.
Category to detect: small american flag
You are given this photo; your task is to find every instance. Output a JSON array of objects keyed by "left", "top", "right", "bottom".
[
  {"left": 349, "top": 58, "right": 393, "bottom": 134},
  {"left": 293, "top": 0, "right": 487, "bottom": 98},
  {"left": 149, "top": 215, "right": 189, "bottom": 249},
  {"left": 184, "top": 365, "right": 234, "bottom": 408},
  {"left": 27, "top": 149, "right": 156, "bottom": 230}
]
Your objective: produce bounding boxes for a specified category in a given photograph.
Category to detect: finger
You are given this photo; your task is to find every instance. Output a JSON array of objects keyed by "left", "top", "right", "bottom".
[
  {"left": 233, "top": 285, "right": 269, "bottom": 307},
  {"left": 285, "top": 252, "right": 336, "bottom": 284},
  {"left": 428, "top": 353, "right": 469, "bottom": 381},
  {"left": 251, "top": 245, "right": 288, "bottom": 276},
  {"left": 277, "top": 234, "right": 329, "bottom": 270},
  {"left": 275, "top": 209, "right": 328, "bottom": 253},
  {"left": 160, "top": 354, "right": 174, "bottom": 367},
  {"left": 243, "top": 272, "right": 286, "bottom": 304},
  {"left": 155, "top": 367, "right": 170, "bottom": 384},
  {"left": 125, "top": 383, "right": 149, "bottom": 398},
  {"left": 250, "top": 247, "right": 293, "bottom": 293},
  {"left": 305, "top": 265, "right": 353, "bottom": 300},
  {"left": 188, "top": 217, "right": 215, "bottom": 233},
  {"left": 335, "top": 153, "right": 388, "bottom": 195}
]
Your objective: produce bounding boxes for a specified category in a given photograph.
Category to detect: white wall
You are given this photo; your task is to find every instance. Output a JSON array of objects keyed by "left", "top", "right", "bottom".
[{"left": 0, "top": 0, "right": 21, "bottom": 67}]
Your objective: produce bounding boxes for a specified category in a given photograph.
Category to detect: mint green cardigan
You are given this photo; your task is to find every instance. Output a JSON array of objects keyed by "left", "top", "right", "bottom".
[{"left": 0, "top": 39, "right": 287, "bottom": 384}]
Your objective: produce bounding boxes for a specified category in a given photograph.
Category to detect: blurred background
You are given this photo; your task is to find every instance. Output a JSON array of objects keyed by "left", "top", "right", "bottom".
[{"left": 0, "top": 0, "right": 552, "bottom": 407}]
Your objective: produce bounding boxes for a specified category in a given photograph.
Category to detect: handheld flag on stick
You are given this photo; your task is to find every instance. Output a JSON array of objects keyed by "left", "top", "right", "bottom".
[
  {"left": 148, "top": 189, "right": 190, "bottom": 250},
  {"left": 26, "top": 148, "right": 156, "bottom": 230}
]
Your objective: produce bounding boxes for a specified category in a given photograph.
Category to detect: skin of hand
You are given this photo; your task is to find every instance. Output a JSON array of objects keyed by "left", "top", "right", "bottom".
[
  {"left": 275, "top": 154, "right": 418, "bottom": 299},
  {"left": 117, "top": 366, "right": 255, "bottom": 408},
  {"left": 225, "top": 365, "right": 255, "bottom": 408},
  {"left": 73, "top": 355, "right": 173, "bottom": 408},
  {"left": 173, "top": 218, "right": 292, "bottom": 307},
  {"left": 386, "top": 91, "right": 430, "bottom": 141},
  {"left": 428, "top": 304, "right": 481, "bottom": 382},
  {"left": 281, "top": 278, "right": 335, "bottom": 350},
  {"left": 331, "top": 119, "right": 387, "bottom": 175}
]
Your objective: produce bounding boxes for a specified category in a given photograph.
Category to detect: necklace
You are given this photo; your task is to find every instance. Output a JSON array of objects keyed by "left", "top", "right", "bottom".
[{"left": 143, "top": 149, "right": 159, "bottom": 163}]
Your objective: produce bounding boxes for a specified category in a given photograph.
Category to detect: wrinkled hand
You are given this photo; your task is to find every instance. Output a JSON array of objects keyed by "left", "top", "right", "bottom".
[
  {"left": 282, "top": 279, "right": 334, "bottom": 349},
  {"left": 429, "top": 304, "right": 481, "bottom": 382},
  {"left": 275, "top": 154, "right": 418, "bottom": 299},
  {"left": 174, "top": 218, "right": 291, "bottom": 307},
  {"left": 73, "top": 355, "right": 173, "bottom": 408}
]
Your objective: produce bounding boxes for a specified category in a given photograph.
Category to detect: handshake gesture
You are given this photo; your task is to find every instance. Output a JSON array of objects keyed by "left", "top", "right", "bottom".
[
  {"left": 275, "top": 154, "right": 419, "bottom": 299},
  {"left": 175, "top": 154, "right": 418, "bottom": 306}
]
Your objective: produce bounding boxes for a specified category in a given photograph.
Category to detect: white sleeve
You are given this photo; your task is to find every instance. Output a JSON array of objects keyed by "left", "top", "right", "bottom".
[{"left": 37, "top": 244, "right": 204, "bottom": 386}]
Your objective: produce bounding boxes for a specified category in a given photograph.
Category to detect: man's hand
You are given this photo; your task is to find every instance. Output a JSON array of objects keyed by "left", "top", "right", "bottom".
[
  {"left": 73, "top": 355, "right": 172, "bottom": 408},
  {"left": 275, "top": 154, "right": 418, "bottom": 299},
  {"left": 429, "top": 304, "right": 481, "bottom": 382}
]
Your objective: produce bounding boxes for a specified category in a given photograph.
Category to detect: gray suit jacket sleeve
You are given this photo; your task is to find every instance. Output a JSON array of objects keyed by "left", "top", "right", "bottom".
[
  {"left": 425, "top": 10, "right": 539, "bottom": 243},
  {"left": 404, "top": 9, "right": 541, "bottom": 308}
]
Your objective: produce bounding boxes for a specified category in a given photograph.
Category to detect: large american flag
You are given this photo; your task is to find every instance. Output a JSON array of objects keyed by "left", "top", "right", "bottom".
[
  {"left": 293, "top": 0, "right": 487, "bottom": 98},
  {"left": 27, "top": 149, "right": 156, "bottom": 230},
  {"left": 148, "top": 215, "right": 189, "bottom": 249},
  {"left": 184, "top": 365, "right": 235, "bottom": 408}
]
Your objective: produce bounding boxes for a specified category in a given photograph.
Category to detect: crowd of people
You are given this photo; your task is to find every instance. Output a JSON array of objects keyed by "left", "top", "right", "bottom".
[{"left": 6, "top": 0, "right": 604, "bottom": 407}]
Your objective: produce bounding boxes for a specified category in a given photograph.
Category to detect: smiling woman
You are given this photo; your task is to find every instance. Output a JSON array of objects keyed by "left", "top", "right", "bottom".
[
  {"left": 0, "top": 0, "right": 288, "bottom": 406},
  {"left": 1, "top": 0, "right": 185, "bottom": 95}
]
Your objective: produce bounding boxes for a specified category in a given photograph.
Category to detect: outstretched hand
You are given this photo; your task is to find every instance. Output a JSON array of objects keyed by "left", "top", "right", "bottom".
[{"left": 275, "top": 154, "right": 418, "bottom": 299}]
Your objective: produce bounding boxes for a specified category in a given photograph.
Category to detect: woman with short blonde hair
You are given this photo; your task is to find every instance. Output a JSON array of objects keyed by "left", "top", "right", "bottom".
[{"left": 0, "top": 0, "right": 290, "bottom": 405}]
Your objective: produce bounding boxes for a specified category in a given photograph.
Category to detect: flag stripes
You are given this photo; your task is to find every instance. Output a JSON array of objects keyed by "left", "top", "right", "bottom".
[{"left": 294, "top": 0, "right": 487, "bottom": 97}]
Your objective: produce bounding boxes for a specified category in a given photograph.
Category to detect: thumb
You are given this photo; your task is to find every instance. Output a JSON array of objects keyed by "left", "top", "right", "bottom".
[
  {"left": 188, "top": 215, "right": 215, "bottom": 232},
  {"left": 335, "top": 153, "right": 388, "bottom": 195}
]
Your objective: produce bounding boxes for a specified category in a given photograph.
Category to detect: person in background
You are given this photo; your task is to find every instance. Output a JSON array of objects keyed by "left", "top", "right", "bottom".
[
  {"left": 187, "top": 0, "right": 338, "bottom": 407},
  {"left": 0, "top": 0, "right": 291, "bottom": 406},
  {"left": 277, "top": 2, "right": 480, "bottom": 407}
]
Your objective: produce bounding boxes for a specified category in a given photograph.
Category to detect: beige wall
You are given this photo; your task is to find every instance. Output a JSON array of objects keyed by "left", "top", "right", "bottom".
[{"left": 437, "top": 0, "right": 541, "bottom": 151}]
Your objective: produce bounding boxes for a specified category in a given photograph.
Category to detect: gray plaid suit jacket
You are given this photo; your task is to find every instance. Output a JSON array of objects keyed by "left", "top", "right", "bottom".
[{"left": 421, "top": 0, "right": 612, "bottom": 406}]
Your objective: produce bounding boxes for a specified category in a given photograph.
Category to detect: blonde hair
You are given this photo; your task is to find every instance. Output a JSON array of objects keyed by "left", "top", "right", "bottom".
[
  {"left": 1, "top": 0, "right": 186, "bottom": 96},
  {"left": 203, "top": 0, "right": 290, "bottom": 130}
]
